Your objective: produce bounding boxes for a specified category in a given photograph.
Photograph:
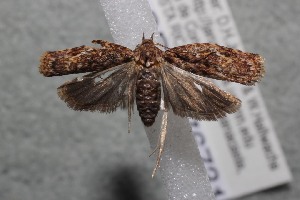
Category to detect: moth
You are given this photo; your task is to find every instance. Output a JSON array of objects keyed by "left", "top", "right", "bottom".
[{"left": 40, "top": 34, "right": 265, "bottom": 176}]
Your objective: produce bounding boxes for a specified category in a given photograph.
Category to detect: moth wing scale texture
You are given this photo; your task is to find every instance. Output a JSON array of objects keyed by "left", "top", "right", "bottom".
[
  {"left": 161, "top": 62, "right": 241, "bottom": 121},
  {"left": 57, "top": 62, "right": 137, "bottom": 113},
  {"left": 40, "top": 40, "right": 134, "bottom": 77},
  {"left": 164, "top": 43, "right": 265, "bottom": 85}
]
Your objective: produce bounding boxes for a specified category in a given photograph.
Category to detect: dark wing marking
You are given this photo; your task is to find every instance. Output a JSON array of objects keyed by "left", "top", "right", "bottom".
[
  {"left": 40, "top": 40, "right": 134, "bottom": 77},
  {"left": 161, "top": 62, "right": 241, "bottom": 121},
  {"left": 57, "top": 62, "right": 137, "bottom": 113},
  {"left": 164, "top": 43, "right": 265, "bottom": 85}
]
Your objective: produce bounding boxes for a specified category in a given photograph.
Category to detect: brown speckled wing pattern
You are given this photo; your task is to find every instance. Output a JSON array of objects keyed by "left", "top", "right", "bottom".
[
  {"left": 40, "top": 40, "right": 133, "bottom": 77},
  {"left": 39, "top": 37, "right": 265, "bottom": 176},
  {"left": 165, "top": 43, "right": 265, "bottom": 85}
]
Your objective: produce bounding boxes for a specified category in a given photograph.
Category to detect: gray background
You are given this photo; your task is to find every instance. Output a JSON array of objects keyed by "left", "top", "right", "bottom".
[{"left": 0, "top": 0, "right": 299, "bottom": 199}]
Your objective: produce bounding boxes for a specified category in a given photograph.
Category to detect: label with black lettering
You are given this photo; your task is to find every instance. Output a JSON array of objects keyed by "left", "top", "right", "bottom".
[{"left": 148, "top": 0, "right": 292, "bottom": 199}]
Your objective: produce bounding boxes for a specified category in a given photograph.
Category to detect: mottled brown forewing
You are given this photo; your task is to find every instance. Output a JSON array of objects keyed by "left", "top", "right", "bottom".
[
  {"left": 40, "top": 40, "right": 134, "bottom": 77},
  {"left": 164, "top": 43, "right": 265, "bottom": 85}
]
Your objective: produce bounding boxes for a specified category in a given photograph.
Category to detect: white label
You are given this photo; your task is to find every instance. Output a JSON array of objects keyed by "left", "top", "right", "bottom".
[{"left": 148, "top": 0, "right": 292, "bottom": 199}]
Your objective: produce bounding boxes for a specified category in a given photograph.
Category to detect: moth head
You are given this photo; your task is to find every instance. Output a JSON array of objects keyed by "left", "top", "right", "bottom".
[
  {"left": 134, "top": 34, "right": 162, "bottom": 68},
  {"left": 134, "top": 33, "right": 156, "bottom": 50}
]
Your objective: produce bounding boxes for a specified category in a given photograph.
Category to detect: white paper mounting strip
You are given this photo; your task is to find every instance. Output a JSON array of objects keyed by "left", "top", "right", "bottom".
[{"left": 99, "top": 0, "right": 215, "bottom": 199}]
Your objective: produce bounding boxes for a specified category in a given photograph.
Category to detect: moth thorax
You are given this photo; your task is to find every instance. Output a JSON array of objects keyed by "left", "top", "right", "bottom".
[{"left": 136, "top": 69, "right": 161, "bottom": 126}]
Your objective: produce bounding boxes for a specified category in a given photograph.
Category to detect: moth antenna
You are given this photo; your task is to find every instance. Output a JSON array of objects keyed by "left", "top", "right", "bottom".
[
  {"left": 142, "top": 32, "right": 145, "bottom": 41},
  {"left": 150, "top": 32, "right": 154, "bottom": 40}
]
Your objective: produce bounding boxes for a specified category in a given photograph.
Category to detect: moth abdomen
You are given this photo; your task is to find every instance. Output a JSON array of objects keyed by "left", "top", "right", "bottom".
[{"left": 136, "top": 69, "right": 161, "bottom": 127}]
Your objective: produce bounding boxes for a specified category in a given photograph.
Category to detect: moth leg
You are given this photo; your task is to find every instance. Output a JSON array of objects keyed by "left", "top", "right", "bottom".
[
  {"left": 127, "top": 101, "right": 132, "bottom": 134},
  {"left": 148, "top": 133, "right": 161, "bottom": 157},
  {"left": 127, "top": 77, "right": 135, "bottom": 134},
  {"left": 152, "top": 110, "right": 168, "bottom": 178}
]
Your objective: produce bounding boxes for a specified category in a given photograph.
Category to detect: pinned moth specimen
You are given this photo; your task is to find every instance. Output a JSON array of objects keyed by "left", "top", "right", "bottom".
[{"left": 40, "top": 34, "right": 265, "bottom": 176}]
